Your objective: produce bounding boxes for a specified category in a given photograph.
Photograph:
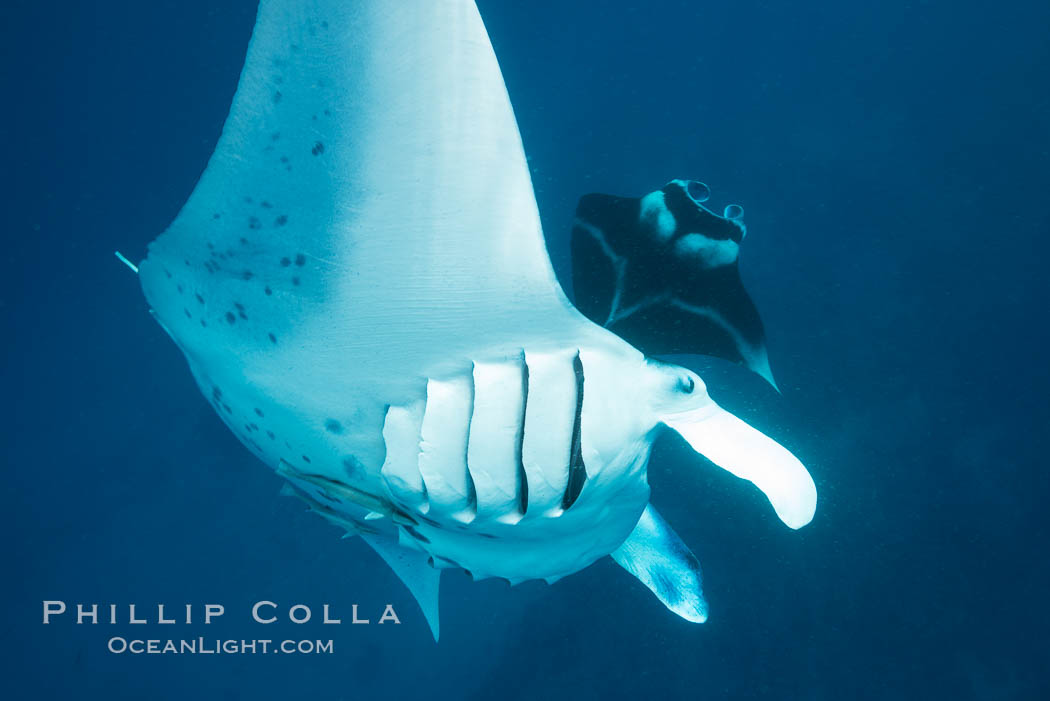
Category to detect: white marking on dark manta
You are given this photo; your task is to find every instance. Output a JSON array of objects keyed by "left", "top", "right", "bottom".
[{"left": 133, "top": 0, "right": 817, "bottom": 641}]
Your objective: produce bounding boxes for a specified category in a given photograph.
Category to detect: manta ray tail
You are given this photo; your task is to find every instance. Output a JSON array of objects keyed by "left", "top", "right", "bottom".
[
  {"left": 362, "top": 535, "right": 441, "bottom": 641},
  {"left": 611, "top": 504, "right": 708, "bottom": 623},
  {"left": 570, "top": 179, "right": 777, "bottom": 388},
  {"left": 114, "top": 251, "right": 139, "bottom": 274}
]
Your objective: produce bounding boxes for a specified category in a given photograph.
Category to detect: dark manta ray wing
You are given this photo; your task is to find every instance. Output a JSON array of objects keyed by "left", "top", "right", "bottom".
[{"left": 571, "top": 180, "right": 777, "bottom": 387}]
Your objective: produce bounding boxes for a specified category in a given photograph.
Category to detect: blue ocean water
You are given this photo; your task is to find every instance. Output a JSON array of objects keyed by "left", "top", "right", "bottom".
[{"left": 3, "top": 0, "right": 1049, "bottom": 698}]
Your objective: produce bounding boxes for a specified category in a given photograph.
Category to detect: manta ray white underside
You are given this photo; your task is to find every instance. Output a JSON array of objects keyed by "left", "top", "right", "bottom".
[{"left": 135, "top": 0, "right": 816, "bottom": 640}]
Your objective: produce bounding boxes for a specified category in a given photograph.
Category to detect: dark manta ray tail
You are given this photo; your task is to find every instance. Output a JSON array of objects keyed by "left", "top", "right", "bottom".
[{"left": 570, "top": 179, "right": 777, "bottom": 388}]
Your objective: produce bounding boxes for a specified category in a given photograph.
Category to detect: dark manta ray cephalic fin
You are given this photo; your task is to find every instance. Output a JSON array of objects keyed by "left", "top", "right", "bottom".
[{"left": 570, "top": 179, "right": 777, "bottom": 388}]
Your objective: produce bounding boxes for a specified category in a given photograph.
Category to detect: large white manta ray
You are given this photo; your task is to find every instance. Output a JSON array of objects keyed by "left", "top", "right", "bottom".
[{"left": 134, "top": 0, "right": 816, "bottom": 640}]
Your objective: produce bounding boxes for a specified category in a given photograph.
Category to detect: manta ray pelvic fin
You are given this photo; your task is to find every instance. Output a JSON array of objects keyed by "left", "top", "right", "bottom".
[
  {"left": 362, "top": 535, "right": 442, "bottom": 642},
  {"left": 611, "top": 504, "right": 708, "bottom": 623}
]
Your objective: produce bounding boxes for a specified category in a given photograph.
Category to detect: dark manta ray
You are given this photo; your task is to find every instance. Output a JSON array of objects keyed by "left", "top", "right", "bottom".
[
  {"left": 572, "top": 179, "right": 777, "bottom": 388},
  {"left": 131, "top": 0, "right": 816, "bottom": 640}
]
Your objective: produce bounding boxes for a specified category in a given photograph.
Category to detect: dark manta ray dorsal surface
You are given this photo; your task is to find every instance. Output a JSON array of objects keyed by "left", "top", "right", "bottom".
[
  {"left": 571, "top": 179, "right": 778, "bottom": 388},
  {"left": 133, "top": 0, "right": 816, "bottom": 640}
]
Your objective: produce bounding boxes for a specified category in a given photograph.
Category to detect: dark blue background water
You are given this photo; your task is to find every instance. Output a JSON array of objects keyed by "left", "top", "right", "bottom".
[{"left": 4, "top": 0, "right": 1049, "bottom": 698}]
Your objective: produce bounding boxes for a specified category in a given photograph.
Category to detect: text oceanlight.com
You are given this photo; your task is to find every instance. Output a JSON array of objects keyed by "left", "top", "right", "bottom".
[
  {"left": 41, "top": 600, "right": 403, "bottom": 655},
  {"left": 107, "top": 637, "right": 334, "bottom": 655}
]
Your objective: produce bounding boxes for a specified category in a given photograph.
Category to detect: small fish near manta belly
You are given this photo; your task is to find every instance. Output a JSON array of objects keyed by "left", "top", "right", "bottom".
[{"left": 133, "top": 0, "right": 818, "bottom": 641}]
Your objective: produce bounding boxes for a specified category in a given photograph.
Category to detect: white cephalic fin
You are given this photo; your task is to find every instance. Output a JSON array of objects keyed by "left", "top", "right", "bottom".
[
  {"left": 663, "top": 404, "right": 817, "bottom": 529},
  {"left": 362, "top": 535, "right": 441, "bottom": 641},
  {"left": 611, "top": 504, "right": 708, "bottom": 623}
]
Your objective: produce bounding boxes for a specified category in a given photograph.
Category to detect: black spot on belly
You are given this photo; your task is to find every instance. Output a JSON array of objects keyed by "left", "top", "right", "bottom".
[
  {"left": 321, "top": 20, "right": 328, "bottom": 28},
  {"left": 213, "top": 213, "right": 221, "bottom": 220},
  {"left": 212, "top": 386, "right": 223, "bottom": 400},
  {"left": 248, "top": 216, "right": 262, "bottom": 230},
  {"left": 164, "top": 269, "right": 172, "bottom": 279},
  {"left": 271, "top": 132, "right": 281, "bottom": 141},
  {"left": 294, "top": 253, "right": 306, "bottom": 266},
  {"left": 264, "top": 286, "right": 272, "bottom": 296},
  {"left": 255, "top": 408, "right": 265, "bottom": 417},
  {"left": 301, "top": 455, "right": 311, "bottom": 464},
  {"left": 266, "top": 430, "right": 275, "bottom": 440},
  {"left": 273, "top": 90, "right": 283, "bottom": 104},
  {"left": 275, "top": 214, "right": 288, "bottom": 227},
  {"left": 268, "top": 333, "right": 277, "bottom": 344},
  {"left": 292, "top": 276, "right": 300, "bottom": 286},
  {"left": 243, "top": 196, "right": 253, "bottom": 204},
  {"left": 195, "top": 293, "right": 205, "bottom": 304},
  {"left": 311, "top": 141, "right": 325, "bottom": 156},
  {"left": 261, "top": 200, "right": 273, "bottom": 209},
  {"left": 183, "top": 308, "right": 192, "bottom": 319},
  {"left": 342, "top": 456, "right": 363, "bottom": 478},
  {"left": 239, "top": 237, "right": 249, "bottom": 246},
  {"left": 242, "top": 270, "right": 254, "bottom": 281},
  {"left": 280, "top": 257, "right": 291, "bottom": 267},
  {"left": 176, "top": 284, "right": 183, "bottom": 294},
  {"left": 324, "top": 419, "right": 344, "bottom": 434},
  {"left": 200, "top": 319, "right": 207, "bottom": 327},
  {"left": 225, "top": 312, "right": 236, "bottom": 325},
  {"left": 280, "top": 156, "right": 289, "bottom": 164}
]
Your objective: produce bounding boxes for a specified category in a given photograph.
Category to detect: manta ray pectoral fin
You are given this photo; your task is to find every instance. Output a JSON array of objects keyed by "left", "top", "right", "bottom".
[
  {"left": 139, "top": 0, "right": 580, "bottom": 388},
  {"left": 570, "top": 181, "right": 777, "bottom": 388},
  {"left": 612, "top": 504, "right": 708, "bottom": 623},
  {"left": 362, "top": 535, "right": 441, "bottom": 642},
  {"left": 663, "top": 404, "right": 817, "bottom": 529}
]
